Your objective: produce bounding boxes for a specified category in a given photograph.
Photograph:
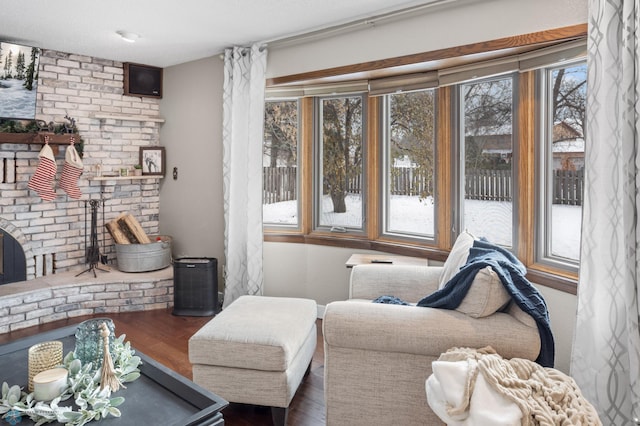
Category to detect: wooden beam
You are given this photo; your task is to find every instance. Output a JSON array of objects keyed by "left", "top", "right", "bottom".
[
  {"left": 0, "top": 132, "right": 80, "bottom": 145},
  {"left": 267, "top": 24, "right": 587, "bottom": 87}
]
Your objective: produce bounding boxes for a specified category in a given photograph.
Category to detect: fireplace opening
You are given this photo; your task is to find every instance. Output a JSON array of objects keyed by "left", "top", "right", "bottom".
[{"left": 0, "top": 230, "right": 26, "bottom": 285}]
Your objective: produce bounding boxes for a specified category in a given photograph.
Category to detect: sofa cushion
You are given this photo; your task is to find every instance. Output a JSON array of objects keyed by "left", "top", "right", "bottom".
[
  {"left": 189, "top": 295, "right": 317, "bottom": 371},
  {"left": 456, "top": 266, "right": 511, "bottom": 318},
  {"left": 439, "top": 231, "right": 475, "bottom": 289}
]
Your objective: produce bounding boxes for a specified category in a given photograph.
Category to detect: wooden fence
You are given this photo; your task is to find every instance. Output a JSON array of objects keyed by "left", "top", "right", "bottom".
[
  {"left": 465, "top": 169, "right": 511, "bottom": 202},
  {"left": 262, "top": 166, "right": 584, "bottom": 205},
  {"left": 553, "top": 169, "right": 583, "bottom": 205},
  {"left": 263, "top": 166, "right": 297, "bottom": 204}
]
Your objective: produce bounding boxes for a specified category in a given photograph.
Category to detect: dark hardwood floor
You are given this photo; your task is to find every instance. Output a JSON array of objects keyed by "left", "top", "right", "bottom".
[{"left": 0, "top": 308, "right": 326, "bottom": 426}]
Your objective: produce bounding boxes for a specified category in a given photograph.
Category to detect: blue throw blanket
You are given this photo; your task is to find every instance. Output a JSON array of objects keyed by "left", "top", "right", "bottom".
[{"left": 374, "top": 239, "right": 555, "bottom": 367}]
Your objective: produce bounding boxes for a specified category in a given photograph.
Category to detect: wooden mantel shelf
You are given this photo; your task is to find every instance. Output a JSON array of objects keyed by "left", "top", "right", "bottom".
[
  {"left": 0, "top": 132, "right": 80, "bottom": 146},
  {"left": 93, "top": 113, "right": 165, "bottom": 123},
  {"left": 88, "top": 175, "right": 162, "bottom": 182}
]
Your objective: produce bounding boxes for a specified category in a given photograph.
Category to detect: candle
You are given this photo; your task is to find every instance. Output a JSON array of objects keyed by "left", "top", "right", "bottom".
[{"left": 33, "top": 367, "right": 68, "bottom": 401}]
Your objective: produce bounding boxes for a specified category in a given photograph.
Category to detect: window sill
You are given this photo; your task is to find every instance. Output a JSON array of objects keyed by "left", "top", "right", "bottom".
[
  {"left": 263, "top": 232, "right": 578, "bottom": 294},
  {"left": 526, "top": 265, "right": 578, "bottom": 295},
  {"left": 263, "top": 232, "right": 448, "bottom": 262}
]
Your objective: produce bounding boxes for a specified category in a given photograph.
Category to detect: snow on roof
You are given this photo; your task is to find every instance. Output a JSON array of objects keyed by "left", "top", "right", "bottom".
[{"left": 553, "top": 138, "right": 584, "bottom": 153}]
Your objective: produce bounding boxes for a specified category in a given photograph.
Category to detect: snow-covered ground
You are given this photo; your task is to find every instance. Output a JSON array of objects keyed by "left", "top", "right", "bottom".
[
  {"left": 0, "top": 78, "right": 38, "bottom": 119},
  {"left": 263, "top": 194, "right": 581, "bottom": 260}
]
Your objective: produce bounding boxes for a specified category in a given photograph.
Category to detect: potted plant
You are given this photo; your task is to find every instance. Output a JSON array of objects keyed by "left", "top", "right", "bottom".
[{"left": 133, "top": 164, "right": 143, "bottom": 176}]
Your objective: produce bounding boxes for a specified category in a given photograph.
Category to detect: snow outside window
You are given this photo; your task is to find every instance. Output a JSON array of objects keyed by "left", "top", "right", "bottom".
[
  {"left": 460, "top": 75, "right": 515, "bottom": 248},
  {"left": 316, "top": 95, "right": 365, "bottom": 231},
  {"left": 382, "top": 89, "right": 436, "bottom": 239},
  {"left": 539, "top": 61, "right": 586, "bottom": 266},
  {"left": 262, "top": 99, "right": 300, "bottom": 227}
]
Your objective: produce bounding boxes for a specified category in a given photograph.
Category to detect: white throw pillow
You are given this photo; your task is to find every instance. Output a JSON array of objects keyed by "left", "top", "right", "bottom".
[
  {"left": 456, "top": 266, "right": 511, "bottom": 318},
  {"left": 438, "top": 231, "right": 475, "bottom": 289}
]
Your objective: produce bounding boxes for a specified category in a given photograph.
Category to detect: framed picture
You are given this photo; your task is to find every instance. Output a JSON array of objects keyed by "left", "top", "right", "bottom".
[
  {"left": 140, "top": 147, "right": 165, "bottom": 176},
  {"left": 0, "top": 42, "right": 40, "bottom": 120}
]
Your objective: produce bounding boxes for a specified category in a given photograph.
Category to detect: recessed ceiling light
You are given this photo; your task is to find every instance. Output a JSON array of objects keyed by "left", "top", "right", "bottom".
[{"left": 116, "top": 31, "right": 140, "bottom": 43}]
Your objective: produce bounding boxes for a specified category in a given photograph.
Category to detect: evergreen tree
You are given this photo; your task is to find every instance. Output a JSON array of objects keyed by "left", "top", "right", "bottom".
[
  {"left": 15, "top": 51, "right": 25, "bottom": 79},
  {"left": 3, "top": 51, "right": 13, "bottom": 79},
  {"left": 23, "top": 47, "right": 38, "bottom": 90}
]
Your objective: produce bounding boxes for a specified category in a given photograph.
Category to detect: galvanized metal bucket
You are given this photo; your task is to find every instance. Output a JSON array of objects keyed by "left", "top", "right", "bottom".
[{"left": 115, "top": 235, "right": 172, "bottom": 272}]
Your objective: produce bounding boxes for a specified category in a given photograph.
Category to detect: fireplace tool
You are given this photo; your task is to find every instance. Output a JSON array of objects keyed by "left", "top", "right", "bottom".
[{"left": 76, "top": 199, "right": 110, "bottom": 277}]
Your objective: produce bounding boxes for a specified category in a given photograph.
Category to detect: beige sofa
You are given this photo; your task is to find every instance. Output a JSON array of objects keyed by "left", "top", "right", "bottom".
[{"left": 323, "top": 262, "right": 542, "bottom": 426}]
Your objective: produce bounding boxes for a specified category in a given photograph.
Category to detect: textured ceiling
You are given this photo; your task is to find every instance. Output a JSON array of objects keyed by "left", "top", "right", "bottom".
[{"left": 0, "top": 0, "right": 451, "bottom": 68}]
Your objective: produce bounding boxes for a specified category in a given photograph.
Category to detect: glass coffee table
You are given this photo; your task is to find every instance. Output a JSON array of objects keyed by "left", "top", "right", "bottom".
[{"left": 0, "top": 324, "right": 228, "bottom": 426}]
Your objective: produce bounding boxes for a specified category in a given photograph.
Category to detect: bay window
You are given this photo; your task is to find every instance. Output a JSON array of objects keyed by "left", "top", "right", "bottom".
[{"left": 262, "top": 27, "right": 588, "bottom": 292}]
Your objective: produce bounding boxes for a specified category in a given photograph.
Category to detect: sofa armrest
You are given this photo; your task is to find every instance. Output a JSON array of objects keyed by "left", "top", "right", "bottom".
[
  {"left": 349, "top": 264, "right": 442, "bottom": 303},
  {"left": 323, "top": 301, "right": 540, "bottom": 361}
]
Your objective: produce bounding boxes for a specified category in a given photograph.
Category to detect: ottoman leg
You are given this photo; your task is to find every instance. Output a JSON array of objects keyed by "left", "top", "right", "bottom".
[{"left": 271, "top": 407, "right": 287, "bottom": 426}]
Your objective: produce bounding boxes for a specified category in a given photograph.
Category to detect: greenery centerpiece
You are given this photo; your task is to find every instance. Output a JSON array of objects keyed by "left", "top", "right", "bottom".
[
  {"left": 0, "top": 115, "right": 85, "bottom": 158},
  {"left": 0, "top": 334, "right": 141, "bottom": 426}
]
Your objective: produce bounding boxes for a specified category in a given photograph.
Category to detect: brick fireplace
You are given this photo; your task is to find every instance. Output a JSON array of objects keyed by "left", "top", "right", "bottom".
[{"left": 0, "top": 49, "right": 163, "bottom": 282}]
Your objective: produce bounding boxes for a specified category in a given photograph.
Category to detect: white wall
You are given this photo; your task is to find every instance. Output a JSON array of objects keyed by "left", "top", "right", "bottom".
[
  {"left": 267, "top": 0, "right": 587, "bottom": 79},
  {"left": 160, "top": 0, "right": 587, "bottom": 373},
  {"left": 159, "top": 56, "right": 225, "bottom": 269},
  {"left": 263, "top": 242, "right": 577, "bottom": 372}
]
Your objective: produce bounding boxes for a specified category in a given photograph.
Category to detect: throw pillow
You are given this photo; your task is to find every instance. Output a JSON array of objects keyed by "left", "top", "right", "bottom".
[
  {"left": 439, "top": 231, "right": 475, "bottom": 289},
  {"left": 456, "top": 266, "right": 511, "bottom": 318}
]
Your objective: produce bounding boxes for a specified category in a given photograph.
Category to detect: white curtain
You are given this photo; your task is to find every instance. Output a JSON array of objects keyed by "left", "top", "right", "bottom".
[
  {"left": 222, "top": 44, "right": 267, "bottom": 308},
  {"left": 571, "top": 0, "right": 640, "bottom": 424}
]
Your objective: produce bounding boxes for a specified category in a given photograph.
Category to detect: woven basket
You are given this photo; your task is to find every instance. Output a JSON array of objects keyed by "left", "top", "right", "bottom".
[{"left": 28, "top": 341, "right": 63, "bottom": 392}]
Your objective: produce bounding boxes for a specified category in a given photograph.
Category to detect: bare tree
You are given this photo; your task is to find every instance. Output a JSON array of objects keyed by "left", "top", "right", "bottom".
[
  {"left": 551, "top": 64, "right": 587, "bottom": 137},
  {"left": 322, "top": 96, "right": 363, "bottom": 213},
  {"left": 264, "top": 101, "right": 298, "bottom": 167},
  {"left": 388, "top": 90, "right": 436, "bottom": 199}
]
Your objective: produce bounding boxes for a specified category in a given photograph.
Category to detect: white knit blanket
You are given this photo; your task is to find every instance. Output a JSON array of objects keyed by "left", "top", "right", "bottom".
[{"left": 426, "top": 347, "right": 601, "bottom": 426}]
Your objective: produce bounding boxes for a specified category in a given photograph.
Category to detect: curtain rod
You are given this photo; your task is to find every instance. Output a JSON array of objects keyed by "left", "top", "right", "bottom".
[
  {"left": 218, "top": 0, "right": 473, "bottom": 57},
  {"left": 265, "top": 0, "right": 462, "bottom": 49}
]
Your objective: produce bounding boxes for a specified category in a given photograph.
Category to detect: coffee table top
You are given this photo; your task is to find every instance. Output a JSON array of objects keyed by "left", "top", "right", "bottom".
[{"left": 0, "top": 324, "right": 228, "bottom": 426}]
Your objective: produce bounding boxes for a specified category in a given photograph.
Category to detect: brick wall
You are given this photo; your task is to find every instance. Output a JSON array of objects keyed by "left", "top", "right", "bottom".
[
  {"left": 0, "top": 49, "right": 163, "bottom": 280},
  {"left": 0, "top": 268, "right": 173, "bottom": 333}
]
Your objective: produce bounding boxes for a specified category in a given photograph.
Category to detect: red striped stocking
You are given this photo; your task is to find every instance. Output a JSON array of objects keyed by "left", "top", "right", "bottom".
[
  {"left": 59, "top": 138, "right": 83, "bottom": 199},
  {"left": 28, "top": 143, "right": 57, "bottom": 202}
]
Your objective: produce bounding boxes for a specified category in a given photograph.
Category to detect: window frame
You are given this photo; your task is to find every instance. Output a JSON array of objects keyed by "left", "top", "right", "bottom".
[
  {"left": 263, "top": 25, "right": 588, "bottom": 294},
  {"left": 379, "top": 89, "right": 438, "bottom": 243},
  {"left": 534, "top": 59, "right": 587, "bottom": 274},
  {"left": 262, "top": 98, "right": 303, "bottom": 231},
  {"left": 312, "top": 93, "right": 368, "bottom": 236},
  {"left": 455, "top": 72, "right": 519, "bottom": 250}
]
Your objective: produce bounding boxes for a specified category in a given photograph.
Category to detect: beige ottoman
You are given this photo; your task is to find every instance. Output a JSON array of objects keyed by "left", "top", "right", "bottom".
[{"left": 189, "top": 295, "right": 317, "bottom": 426}]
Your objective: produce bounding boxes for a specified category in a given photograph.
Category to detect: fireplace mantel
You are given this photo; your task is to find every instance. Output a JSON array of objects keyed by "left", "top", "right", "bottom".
[
  {"left": 0, "top": 132, "right": 81, "bottom": 155},
  {"left": 0, "top": 132, "right": 81, "bottom": 146}
]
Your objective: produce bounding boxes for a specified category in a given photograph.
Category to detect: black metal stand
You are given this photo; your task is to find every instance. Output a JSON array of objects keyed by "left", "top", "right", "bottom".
[{"left": 76, "top": 199, "right": 110, "bottom": 277}]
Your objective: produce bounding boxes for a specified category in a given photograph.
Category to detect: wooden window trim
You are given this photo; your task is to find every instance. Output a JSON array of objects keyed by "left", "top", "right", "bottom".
[
  {"left": 300, "top": 97, "right": 314, "bottom": 235},
  {"left": 436, "top": 86, "right": 453, "bottom": 250},
  {"left": 267, "top": 24, "right": 587, "bottom": 87},
  {"left": 517, "top": 71, "right": 536, "bottom": 265},
  {"left": 366, "top": 96, "right": 381, "bottom": 239}
]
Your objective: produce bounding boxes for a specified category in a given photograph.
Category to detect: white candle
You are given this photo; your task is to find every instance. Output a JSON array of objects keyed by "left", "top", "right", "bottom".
[{"left": 33, "top": 367, "right": 68, "bottom": 401}]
